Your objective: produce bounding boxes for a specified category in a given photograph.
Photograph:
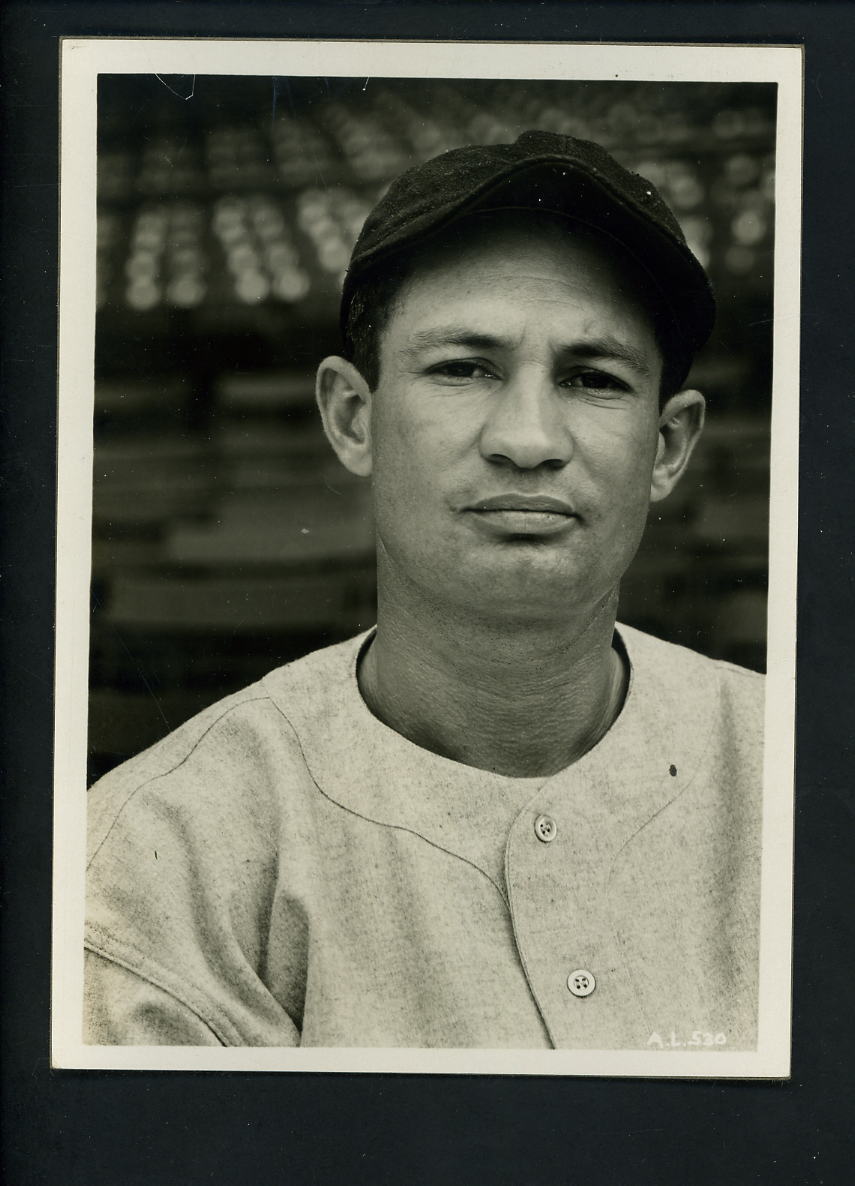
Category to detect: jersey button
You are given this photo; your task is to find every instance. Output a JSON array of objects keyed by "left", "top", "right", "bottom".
[
  {"left": 567, "top": 969, "right": 596, "bottom": 997},
  {"left": 534, "top": 814, "right": 557, "bottom": 843}
]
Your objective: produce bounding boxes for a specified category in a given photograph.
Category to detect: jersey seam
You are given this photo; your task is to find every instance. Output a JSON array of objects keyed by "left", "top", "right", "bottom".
[
  {"left": 265, "top": 698, "right": 510, "bottom": 908},
  {"left": 502, "top": 832, "right": 558, "bottom": 1050},
  {"left": 87, "top": 695, "right": 273, "bottom": 870},
  {"left": 85, "top": 923, "right": 241, "bottom": 1045}
]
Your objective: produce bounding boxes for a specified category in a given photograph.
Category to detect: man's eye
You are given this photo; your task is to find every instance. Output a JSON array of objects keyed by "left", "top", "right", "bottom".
[
  {"left": 565, "top": 370, "right": 628, "bottom": 392},
  {"left": 428, "top": 360, "right": 496, "bottom": 380}
]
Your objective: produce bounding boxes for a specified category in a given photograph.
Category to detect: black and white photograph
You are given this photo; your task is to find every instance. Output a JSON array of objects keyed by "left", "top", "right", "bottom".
[{"left": 52, "top": 38, "right": 801, "bottom": 1075}]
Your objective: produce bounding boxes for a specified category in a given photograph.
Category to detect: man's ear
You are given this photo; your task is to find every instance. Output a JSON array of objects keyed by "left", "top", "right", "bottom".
[
  {"left": 316, "top": 356, "right": 373, "bottom": 478},
  {"left": 650, "top": 389, "right": 706, "bottom": 503}
]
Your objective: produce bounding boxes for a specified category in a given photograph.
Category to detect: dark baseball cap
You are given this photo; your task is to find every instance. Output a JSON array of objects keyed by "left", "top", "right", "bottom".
[{"left": 341, "top": 129, "right": 716, "bottom": 383}]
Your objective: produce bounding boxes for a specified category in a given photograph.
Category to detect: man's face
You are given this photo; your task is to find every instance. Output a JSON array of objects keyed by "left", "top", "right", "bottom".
[{"left": 364, "top": 215, "right": 673, "bottom": 624}]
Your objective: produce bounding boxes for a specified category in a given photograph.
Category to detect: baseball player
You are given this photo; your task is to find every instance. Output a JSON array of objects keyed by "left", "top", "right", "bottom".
[{"left": 85, "top": 131, "right": 763, "bottom": 1049}]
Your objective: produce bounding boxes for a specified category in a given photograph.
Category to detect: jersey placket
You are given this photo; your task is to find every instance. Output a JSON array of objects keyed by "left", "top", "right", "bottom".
[{"left": 504, "top": 742, "right": 690, "bottom": 1050}]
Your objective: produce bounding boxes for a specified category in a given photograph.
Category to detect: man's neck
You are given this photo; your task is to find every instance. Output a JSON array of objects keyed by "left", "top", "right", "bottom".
[{"left": 357, "top": 568, "right": 626, "bottom": 779}]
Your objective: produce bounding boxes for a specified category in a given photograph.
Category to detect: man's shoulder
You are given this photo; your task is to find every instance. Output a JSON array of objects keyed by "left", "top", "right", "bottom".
[
  {"left": 87, "top": 631, "right": 369, "bottom": 854},
  {"left": 618, "top": 621, "right": 763, "bottom": 687},
  {"left": 261, "top": 627, "right": 370, "bottom": 705},
  {"left": 615, "top": 623, "right": 765, "bottom": 811},
  {"left": 616, "top": 621, "right": 764, "bottom": 733},
  {"left": 96, "top": 630, "right": 366, "bottom": 771}
]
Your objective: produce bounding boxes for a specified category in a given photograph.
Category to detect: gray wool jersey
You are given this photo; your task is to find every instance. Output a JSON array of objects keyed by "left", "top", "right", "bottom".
[{"left": 84, "top": 623, "right": 764, "bottom": 1050}]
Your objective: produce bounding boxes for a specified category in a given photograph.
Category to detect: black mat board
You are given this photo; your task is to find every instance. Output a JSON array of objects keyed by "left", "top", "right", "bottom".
[{"left": 2, "top": 3, "right": 854, "bottom": 1184}]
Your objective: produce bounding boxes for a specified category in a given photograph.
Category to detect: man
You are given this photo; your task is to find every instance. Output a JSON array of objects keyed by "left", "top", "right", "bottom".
[{"left": 84, "top": 131, "right": 763, "bottom": 1049}]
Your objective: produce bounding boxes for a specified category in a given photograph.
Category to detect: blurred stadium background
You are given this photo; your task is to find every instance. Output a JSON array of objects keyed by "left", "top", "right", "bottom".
[{"left": 90, "top": 75, "right": 775, "bottom": 779}]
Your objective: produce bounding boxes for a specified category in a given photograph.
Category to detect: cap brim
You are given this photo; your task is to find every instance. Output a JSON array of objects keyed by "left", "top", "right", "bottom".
[{"left": 342, "top": 156, "right": 715, "bottom": 363}]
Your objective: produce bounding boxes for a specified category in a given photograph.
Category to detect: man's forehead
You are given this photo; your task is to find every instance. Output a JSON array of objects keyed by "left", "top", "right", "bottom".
[
  {"left": 385, "top": 212, "right": 663, "bottom": 347},
  {"left": 393, "top": 209, "right": 658, "bottom": 310}
]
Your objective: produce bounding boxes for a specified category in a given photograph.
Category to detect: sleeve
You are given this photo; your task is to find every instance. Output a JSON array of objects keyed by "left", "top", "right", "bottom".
[
  {"left": 85, "top": 703, "right": 307, "bottom": 1047},
  {"left": 84, "top": 951, "right": 226, "bottom": 1045}
]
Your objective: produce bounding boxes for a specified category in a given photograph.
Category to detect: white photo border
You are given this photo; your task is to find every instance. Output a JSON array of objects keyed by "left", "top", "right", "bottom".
[{"left": 53, "top": 37, "right": 802, "bottom": 1077}]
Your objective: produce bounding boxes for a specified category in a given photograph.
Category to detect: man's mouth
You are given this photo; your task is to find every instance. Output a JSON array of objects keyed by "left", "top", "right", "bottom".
[
  {"left": 465, "top": 494, "right": 578, "bottom": 535},
  {"left": 470, "top": 494, "right": 575, "bottom": 515}
]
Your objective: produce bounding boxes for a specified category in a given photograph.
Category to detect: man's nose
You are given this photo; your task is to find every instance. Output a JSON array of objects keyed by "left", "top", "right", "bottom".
[{"left": 478, "top": 371, "right": 573, "bottom": 470}]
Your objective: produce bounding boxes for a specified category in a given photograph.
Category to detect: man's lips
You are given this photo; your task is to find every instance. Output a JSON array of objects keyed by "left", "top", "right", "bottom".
[
  {"left": 468, "top": 494, "right": 576, "bottom": 515},
  {"left": 465, "top": 494, "right": 578, "bottom": 535}
]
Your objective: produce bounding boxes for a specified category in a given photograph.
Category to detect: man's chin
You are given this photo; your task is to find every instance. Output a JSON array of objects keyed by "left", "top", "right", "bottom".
[{"left": 455, "top": 564, "right": 606, "bottom": 624}]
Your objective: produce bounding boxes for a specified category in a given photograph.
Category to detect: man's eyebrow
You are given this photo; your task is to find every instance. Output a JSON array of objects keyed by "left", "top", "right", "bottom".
[
  {"left": 401, "top": 327, "right": 655, "bottom": 378},
  {"left": 400, "top": 327, "right": 509, "bottom": 355},
  {"left": 565, "top": 336, "right": 655, "bottom": 379}
]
